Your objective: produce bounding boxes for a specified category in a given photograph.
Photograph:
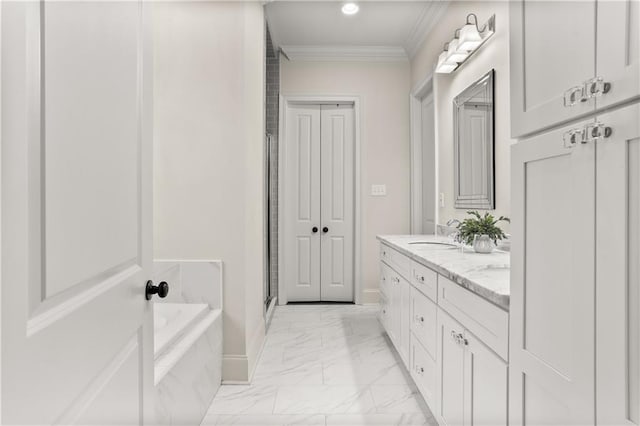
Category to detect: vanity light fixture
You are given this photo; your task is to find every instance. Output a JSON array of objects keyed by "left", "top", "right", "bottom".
[
  {"left": 341, "top": 2, "right": 359, "bottom": 15},
  {"left": 436, "top": 14, "right": 495, "bottom": 74}
]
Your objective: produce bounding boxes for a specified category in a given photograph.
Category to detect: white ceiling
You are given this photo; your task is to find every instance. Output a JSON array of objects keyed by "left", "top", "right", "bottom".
[{"left": 265, "top": 1, "right": 450, "bottom": 60}]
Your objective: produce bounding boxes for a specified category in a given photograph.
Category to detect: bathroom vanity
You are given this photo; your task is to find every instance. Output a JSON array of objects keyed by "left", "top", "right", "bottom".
[{"left": 377, "top": 235, "right": 509, "bottom": 426}]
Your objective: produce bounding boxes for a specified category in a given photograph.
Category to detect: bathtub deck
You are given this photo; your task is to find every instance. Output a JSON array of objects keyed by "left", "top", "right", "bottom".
[{"left": 201, "top": 304, "right": 436, "bottom": 426}]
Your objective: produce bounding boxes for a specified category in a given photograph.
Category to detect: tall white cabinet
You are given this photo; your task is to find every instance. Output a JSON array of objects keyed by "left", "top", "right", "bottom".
[
  {"left": 510, "top": 1, "right": 640, "bottom": 424},
  {"left": 510, "top": 0, "right": 640, "bottom": 138}
]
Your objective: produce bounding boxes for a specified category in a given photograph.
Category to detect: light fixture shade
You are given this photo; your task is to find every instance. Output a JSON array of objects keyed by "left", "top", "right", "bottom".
[
  {"left": 436, "top": 63, "right": 457, "bottom": 74},
  {"left": 436, "top": 51, "right": 457, "bottom": 73},
  {"left": 457, "top": 24, "right": 483, "bottom": 51},
  {"left": 445, "top": 39, "right": 469, "bottom": 63}
]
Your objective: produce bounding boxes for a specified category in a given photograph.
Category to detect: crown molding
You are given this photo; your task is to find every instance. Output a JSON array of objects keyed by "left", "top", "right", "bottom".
[
  {"left": 404, "top": 0, "right": 450, "bottom": 59},
  {"left": 279, "top": 45, "right": 408, "bottom": 62}
]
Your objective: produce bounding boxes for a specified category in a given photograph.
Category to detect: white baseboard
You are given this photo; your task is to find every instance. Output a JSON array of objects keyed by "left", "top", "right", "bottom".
[{"left": 361, "top": 289, "right": 380, "bottom": 305}]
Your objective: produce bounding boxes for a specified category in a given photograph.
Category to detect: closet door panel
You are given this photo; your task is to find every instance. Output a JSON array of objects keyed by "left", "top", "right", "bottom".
[
  {"left": 284, "top": 105, "right": 321, "bottom": 301},
  {"left": 596, "top": 103, "right": 640, "bottom": 425},
  {"left": 320, "top": 104, "right": 354, "bottom": 302},
  {"left": 597, "top": 0, "right": 640, "bottom": 109},
  {"left": 510, "top": 119, "right": 595, "bottom": 425}
]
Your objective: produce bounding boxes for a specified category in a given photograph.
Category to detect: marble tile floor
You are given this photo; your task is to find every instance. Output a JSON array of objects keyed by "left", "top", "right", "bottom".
[{"left": 202, "top": 304, "right": 437, "bottom": 426}]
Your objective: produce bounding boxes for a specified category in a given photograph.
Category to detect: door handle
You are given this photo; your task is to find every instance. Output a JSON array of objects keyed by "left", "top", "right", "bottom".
[
  {"left": 312, "top": 226, "right": 318, "bottom": 233},
  {"left": 146, "top": 280, "right": 169, "bottom": 300},
  {"left": 322, "top": 227, "right": 329, "bottom": 233}
]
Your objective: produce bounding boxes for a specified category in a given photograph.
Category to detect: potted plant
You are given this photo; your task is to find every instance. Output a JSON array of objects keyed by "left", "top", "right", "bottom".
[{"left": 456, "top": 211, "right": 510, "bottom": 253}]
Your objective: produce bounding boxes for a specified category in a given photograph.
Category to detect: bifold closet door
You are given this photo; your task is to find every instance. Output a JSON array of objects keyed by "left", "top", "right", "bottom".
[
  {"left": 283, "top": 104, "right": 354, "bottom": 302},
  {"left": 284, "top": 105, "right": 322, "bottom": 301},
  {"left": 320, "top": 104, "right": 354, "bottom": 302}
]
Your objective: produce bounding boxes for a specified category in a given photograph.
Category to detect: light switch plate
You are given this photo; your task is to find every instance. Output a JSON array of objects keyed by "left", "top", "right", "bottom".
[{"left": 371, "top": 184, "right": 386, "bottom": 196}]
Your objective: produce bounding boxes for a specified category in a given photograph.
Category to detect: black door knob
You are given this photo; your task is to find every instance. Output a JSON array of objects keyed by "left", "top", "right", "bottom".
[
  {"left": 146, "top": 280, "right": 169, "bottom": 300},
  {"left": 312, "top": 226, "right": 318, "bottom": 233},
  {"left": 322, "top": 227, "right": 329, "bottom": 233}
]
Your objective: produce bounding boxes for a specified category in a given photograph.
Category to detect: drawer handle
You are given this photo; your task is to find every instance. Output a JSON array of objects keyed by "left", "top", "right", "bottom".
[
  {"left": 451, "top": 330, "right": 468, "bottom": 346},
  {"left": 415, "top": 365, "right": 424, "bottom": 375},
  {"left": 415, "top": 315, "right": 425, "bottom": 324}
]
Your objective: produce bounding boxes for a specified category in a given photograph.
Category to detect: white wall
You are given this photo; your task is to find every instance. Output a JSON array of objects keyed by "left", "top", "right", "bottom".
[
  {"left": 280, "top": 59, "right": 411, "bottom": 303},
  {"left": 411, "top": 1, "right": 512, "bottom": 230},
  {"left": 153, "top": 1, "right": 265, "bottom": 382}
]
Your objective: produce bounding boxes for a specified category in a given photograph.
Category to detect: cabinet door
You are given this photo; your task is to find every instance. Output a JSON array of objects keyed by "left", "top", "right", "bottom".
[
  {"left": 596, "top": 0, "right": 640, "bottom": 109},
  {"left": 510, "top": 0, "right": 596, "bottom": 137},
  {"left": 411, "top": 333, "right": 438, "bottom": 409},
  {"left": 464, "top": 332, "right": 508, "bottom": 426},
  {"left": 596, "top": 103, "right": 640, "bottom": 425},
  {"left": 390, "top": 273, "right": 401, "bottom": 347},
  {"left": 411, "top": 286, "right": 437, "bottom": 360},
  {"left": 400, "top": 279, "right": 411, "bottom": 365},
  {"left": 510, "top": 119, "right": 596, "bottom": 425},
  {"left": 437, "top": 308, "right": 465, "bottom": 426},
  {"left": 379, "top": 293, "right": 390, "bottom": 332}
]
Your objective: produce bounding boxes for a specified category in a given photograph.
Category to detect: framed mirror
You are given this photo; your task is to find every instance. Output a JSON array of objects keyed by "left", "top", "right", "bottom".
[{"left": 453, "top": 69, "right": 495, "bottom": 209}]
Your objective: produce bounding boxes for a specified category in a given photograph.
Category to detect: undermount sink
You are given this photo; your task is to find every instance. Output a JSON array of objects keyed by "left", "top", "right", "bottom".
[{"left": 408, "top": 241, "right": 458, "bottom": 248}]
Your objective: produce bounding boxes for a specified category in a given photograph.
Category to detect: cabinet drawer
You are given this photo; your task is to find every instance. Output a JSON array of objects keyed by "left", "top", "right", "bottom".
[
  {"left": 410, "top": 333, "right": 437, "bottom": 407},
  {"left": 438, "top": 276, "right": 509, "bottom": 360},
  {"left": 380, "top": 243, "right": 411, "bottom": 281},
  {"left": 410, "top": 286, "right": 437, "bottom": 360},
  {"left": 410, "top": 260, "right": 438, "bottom": 302}
]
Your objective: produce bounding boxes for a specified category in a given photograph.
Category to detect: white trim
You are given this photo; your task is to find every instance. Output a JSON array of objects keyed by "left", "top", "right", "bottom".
[
  {"left": 410, "top": 72, "right": 437, "bottom": 234},
  {"left": 278, "top": 94, "right": 362, "bottom": 305},
  {"left": 280, "top": 45, "right": 407, "bottom": 62},
  {"left": 404, "top": 0, "right": 450, "bottom": 58},
  {"left": 265, "top": 296, "right": 277, "bottom": 330},
  {"left": 0, "top": 1, "right": 3, "bottom": 417}
]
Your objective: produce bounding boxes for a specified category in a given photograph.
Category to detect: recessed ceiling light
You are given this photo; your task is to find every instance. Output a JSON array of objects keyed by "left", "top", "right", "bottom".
[{"left": 341, "top": 2, "right": 359, "bottom": 15}]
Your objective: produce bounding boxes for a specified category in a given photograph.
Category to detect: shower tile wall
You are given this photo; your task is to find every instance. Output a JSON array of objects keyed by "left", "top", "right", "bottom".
[{"left": 266, "top": 25, "right": 279, "bottom": 302}]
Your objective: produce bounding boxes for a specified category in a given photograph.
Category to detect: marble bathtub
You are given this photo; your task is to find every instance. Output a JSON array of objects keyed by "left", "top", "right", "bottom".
[{"left": 152, "top": 260, "right": 224, "bottom": 425}]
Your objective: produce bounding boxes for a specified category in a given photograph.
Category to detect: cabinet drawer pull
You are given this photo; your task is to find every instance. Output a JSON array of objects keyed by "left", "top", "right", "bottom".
[
  {"left": 563, "top": 85, "right": 585, "bottom": 107},
  {"left": 563, "top": 127, "right": 585, "bottom": 148},
  {"left": 584, "top": 122, "right": 612, "bottom": 143},
  {"left": 586, "top": 76, "right": 611, "bottom": 98},
  {"left": 415, "top": 365, "right": 424, "bottom": 375},
  {"left": 415, "top": 315, "right": 425, "bottom": 324}
]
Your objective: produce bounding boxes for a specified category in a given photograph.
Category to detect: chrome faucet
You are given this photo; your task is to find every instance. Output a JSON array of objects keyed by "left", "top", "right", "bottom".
[{"left": 445, "top": 219, "right": 461, "bottom": 228}]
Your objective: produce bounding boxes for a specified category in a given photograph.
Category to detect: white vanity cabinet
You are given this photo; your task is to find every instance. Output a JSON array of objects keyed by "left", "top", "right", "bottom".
[
  {"left": 379, "top": 242, "right": 509, "bottom": 426},
  {"left": 509, "top": 0, "right": 640, "bottom": 138}
]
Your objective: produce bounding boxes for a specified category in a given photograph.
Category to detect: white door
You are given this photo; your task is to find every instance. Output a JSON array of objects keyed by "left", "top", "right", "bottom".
[
  {"left": 1, "top": 2, "right": 153, "bottom": 424},
  {"left": 596, "top": 0, "right": 640, "bottom": 109},
  {"left": 510, "top": 119, "right": 595, "bottom": 425},
  {"left": 320, "top": 104, "right": 354, "bottom": 302},
  {"left": 283, "top": 104, "right": 321, "bottom": 301},
  {"left": 510, "top": 0, "right": 596, "bottom": 137},
  {"left": 595, "top": 103, "right": 640, "bottom": 425},
  {"left": 284, "top": 103, "right": 354, "bottom": 302},
  {"left": 437, "top": 309, "right": 465, "bottom": 426},
  {"left": 421, "top": 94, "right": 436, "bottom": 233}
]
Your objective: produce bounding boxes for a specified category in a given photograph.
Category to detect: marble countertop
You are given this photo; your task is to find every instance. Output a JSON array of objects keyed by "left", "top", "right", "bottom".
[{"left": 377, "top": 235, "right": 510, "bottom": 311}]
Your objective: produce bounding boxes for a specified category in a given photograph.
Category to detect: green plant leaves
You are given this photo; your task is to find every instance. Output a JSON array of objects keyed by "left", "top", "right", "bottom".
[{"left": 456, "top": 211, "right": 510, "bottom": 246}]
